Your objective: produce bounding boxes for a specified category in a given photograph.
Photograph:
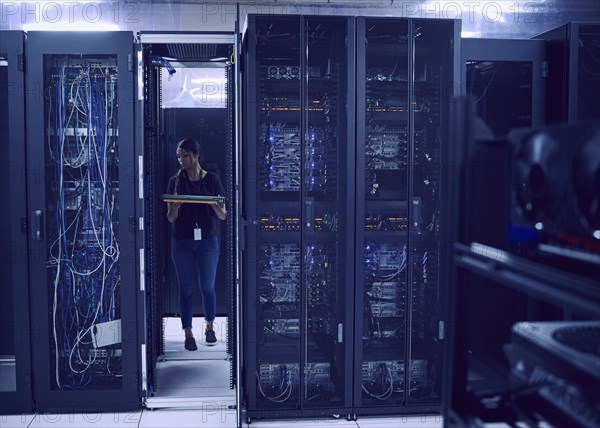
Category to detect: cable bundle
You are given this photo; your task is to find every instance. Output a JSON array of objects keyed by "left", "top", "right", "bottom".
[{"left": 46, "top": 57, "right": 121, "bottom": 389}]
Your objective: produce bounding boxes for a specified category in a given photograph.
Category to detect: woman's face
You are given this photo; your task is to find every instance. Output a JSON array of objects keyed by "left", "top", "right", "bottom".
[{"left": 176, "top": 148, "right": 199, "bottom": 169}]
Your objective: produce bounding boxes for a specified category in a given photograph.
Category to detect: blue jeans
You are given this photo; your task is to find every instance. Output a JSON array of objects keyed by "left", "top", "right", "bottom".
[{"left": 171, "top": 236, "right": 219, "bottom": 329}]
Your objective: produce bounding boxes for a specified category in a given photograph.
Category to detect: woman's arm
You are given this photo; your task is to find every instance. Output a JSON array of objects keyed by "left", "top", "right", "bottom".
[
  {"left": 167, "top": 202, "right": 182, "bottom": 223},
  {"left": 210, "top": 199, "right": 227, "bottom": 221}
]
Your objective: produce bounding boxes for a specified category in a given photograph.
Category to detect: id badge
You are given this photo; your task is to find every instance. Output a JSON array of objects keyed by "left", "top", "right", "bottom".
[{"left": 194, "top": 227, "right": 202, "bottom": 241}]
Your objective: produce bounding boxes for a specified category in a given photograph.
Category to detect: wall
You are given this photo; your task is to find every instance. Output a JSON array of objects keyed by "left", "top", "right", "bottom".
[{"left": 1, "top": 1, "right": 599, "bottom": 38}]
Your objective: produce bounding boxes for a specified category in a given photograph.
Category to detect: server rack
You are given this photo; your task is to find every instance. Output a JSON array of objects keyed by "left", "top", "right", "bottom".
[
  {"left": 242, "top": 15, "right": 459, "bottom": 421},
  {"left": 353, "top": 17, "right": 460, "bottom": 416},
  {"left": 242, "top": 15, "right": 356, "bottom": 421},
  {"left": 135, "top": 32, "right": 238, "bottom": 412},
  {"left": 25, "top": 32, "right": 139, "bottom": 412},
  {"left": 0, "top": 31, "right": 33, "bottom": 414},
  {"left": 443, "top": 98, "right": 600, "bottom": 427},
  {"left": 535, "top": 22, "right": 600, "bottom": 124},
  {"left": 462, "top": 38, "right": 547, "bottom": 136}
]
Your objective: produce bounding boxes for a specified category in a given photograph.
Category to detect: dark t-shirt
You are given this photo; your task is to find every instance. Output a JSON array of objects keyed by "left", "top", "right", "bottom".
[{"left": 167, "top": 170, "right": 226, "bottom": 240}]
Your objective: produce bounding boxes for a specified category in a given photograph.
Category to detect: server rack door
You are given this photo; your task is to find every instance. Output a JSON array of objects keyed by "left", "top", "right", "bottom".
[
  {"left": 574, "top": 24, "right": 600, "bottom": 122},
  {"left": 462, "top": 38, "right": 547, "bottom": 136},
  {"left": 302, "top": 15, "right": 355, "bottom": 415},
  {"left": 243, "top": 15, "right": 304, "bottom": 417},
  {"left": 354, "top": 17, "right": 459, "bottom": 415},
  {"left": 243, "top": 15, "right": 356, "bottom": 419},
  {"left": 25, "top": 31, "right": 139, "bottom": 413},
  {"left": 354, "top": 17, "right": 411, "bottom": 413},
  {"left": 0, "top": 30, "right": 33, "bottom": 415},
  {"left": 536, "top": 22, "right": 600, "bottom": 124},
  {"left": 406, "top": 18, "right": 459, "bottom": 410}
]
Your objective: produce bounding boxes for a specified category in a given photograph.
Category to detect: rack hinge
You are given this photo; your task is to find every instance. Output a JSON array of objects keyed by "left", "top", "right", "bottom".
[
  {"left": 140, "top": 344, "right": 147, "bottom": 392},
  {"left": 128, "top": 53, "right": 133, "bottom": 72},
  {"left": 139, "top": 248, "right": 145, "bottom": 291},
  {"left": 138, "top": 155, "right": 144, "bottom": 199},
  {"left": 21, "top": 216, "right": 28, "bottom": 234},
  {"left": 18, "top": 53, "right": 24, "bottom": 71}
]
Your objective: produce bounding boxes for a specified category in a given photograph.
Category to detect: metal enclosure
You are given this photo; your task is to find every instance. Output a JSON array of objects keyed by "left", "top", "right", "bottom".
[
  {"left": 535, "top": 22, "right": 600, "bottom": 124},
  {"left": 0, "top": 31, "right": 33, "bottom": 414},
  {"left": 443, "top": 97, "right": 600, "bottom": 427},
  {"left": 242, "top": 14, "right": 356, "bottom": 420},
  {"left": 241, "top": 14, "right": 459, "bottom": 421},
  {"left": 135, "top": 32, "right": 239, "bottom": 415},
  {"left": 462, "top": 38, "right": 547, "bottom": 135},
  {"left": 25, "top": 31, "right": 139, "bottom": 413},
  {"left": 353, "top": 16, "right": 459, "bottom": 416}
]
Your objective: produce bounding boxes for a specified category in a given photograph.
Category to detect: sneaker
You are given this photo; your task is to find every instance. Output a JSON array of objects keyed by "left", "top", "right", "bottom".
[
  {"left": 205, "top": 329, "right": 217, "bottom": 346},
  {"left": 184, "top": 337, "right": 198, "bottom": 351}
]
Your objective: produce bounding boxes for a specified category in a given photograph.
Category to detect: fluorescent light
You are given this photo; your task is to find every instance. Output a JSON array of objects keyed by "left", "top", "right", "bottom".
[
  {"left": 17, "top": 0, "right": 103, "bottom": 3},
  {"left": 461, "top": 31, "right": 481, "bottom": 38},
  {"left": 22, "top": 22, "right": 120, "bottom": 31}
]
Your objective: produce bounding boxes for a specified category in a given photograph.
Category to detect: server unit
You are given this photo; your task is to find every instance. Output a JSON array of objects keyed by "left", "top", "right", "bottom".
[
  {"left": 443, "top": 98, "right": 600, "bottom": 427},
  {"left": 535, "top": 22, "right": 600, "bottom": 124},
  {"left": 25, "top": 32, "right": 139, "bottom": 412},
  {"left": 354, "top": 17, "right": 459, "bottom": 415},
  {"left": 0, "top": 31, "right": 33, "bottom": 415},
  {"left": 242, "top": 15, "right": 356, "bottom": 420},
  {"left": 241, "top": 15, "right": 459, "bottom": 421}
]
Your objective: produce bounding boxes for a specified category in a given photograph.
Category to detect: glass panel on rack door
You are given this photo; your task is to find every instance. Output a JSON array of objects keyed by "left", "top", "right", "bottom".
[
  {"left": 408, "top": 19, "right": 455, "bottom": 405},
  {"left": 361, "top": 19, "right": 409, "bottom": 407},
  {"left": 303, "top": 17, "right": 349, "bottom": 408},
  {"left": 0, "top": 57, "right": 17, "bottom": 393},
  {"left": 466, "top": 60, "right": 533, "bottom": 136},
  {"left": 44, "top": 55, "right": 122, "bottom": 390},
  {"left": 254, "top": 16, "right": 302, "bottom": 410},
  {"left": 577, "top": 25, "right": 600, "bottom": 121},
  {"left": 258, "top": 19, "right": 302, "bottom": 203}
]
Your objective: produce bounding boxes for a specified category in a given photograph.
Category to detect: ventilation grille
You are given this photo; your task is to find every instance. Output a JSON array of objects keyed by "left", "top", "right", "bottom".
[{"left": 166, "top": 43, "right": 218, "bottom": 60}]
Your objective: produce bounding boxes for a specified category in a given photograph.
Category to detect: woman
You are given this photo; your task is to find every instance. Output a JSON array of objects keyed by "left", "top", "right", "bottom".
[{"left": 166, "top": 138, "right": 226, "bottom": 351}]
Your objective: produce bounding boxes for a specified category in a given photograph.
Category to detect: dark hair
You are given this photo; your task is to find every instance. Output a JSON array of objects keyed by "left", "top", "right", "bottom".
[
  {"left": 174, "top": 138, "right": 202, "bottom": 195},
  {"left": 177, "top": 138, "right": 202, "bottom": 157}
]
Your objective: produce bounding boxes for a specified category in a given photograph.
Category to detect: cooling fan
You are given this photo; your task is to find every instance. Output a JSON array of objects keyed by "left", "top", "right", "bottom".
[
  {"left": 573, "top": 127, "right": 600, "bottom": 231},
  {"left": 509, "top": 122, "right": 600, "bottom": 266},
  {"left": 513, "top": 129, "right": 572, "bottom": 224}
]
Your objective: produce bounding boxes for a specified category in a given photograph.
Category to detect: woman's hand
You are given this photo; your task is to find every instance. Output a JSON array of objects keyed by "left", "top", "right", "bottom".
[
  {"left": 167, "top": 201, "right": 183, "bottom": 223},
  {"left": 210, "top": 196, "right": 227, "bottom": 221}
]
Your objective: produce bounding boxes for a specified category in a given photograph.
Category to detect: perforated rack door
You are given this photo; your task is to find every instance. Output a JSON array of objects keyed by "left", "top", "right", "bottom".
[
  {"left": 25, "top": 31, "right": 139, "bottom": 413},
  {"left": 0, "top": 30, "right": 33, "bottom": 415}
]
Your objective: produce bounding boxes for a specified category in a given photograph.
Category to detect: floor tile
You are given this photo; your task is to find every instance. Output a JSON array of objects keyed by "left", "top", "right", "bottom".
[
  {"left": 163, "top": 316, "right": 228, "bottom": 360},
  {"left": 163, "top": 336, "right": 227, "bottom": 358},
  {"left": 157, "top": 359, "right": 229, "bottom": 389},
  {"left": 164, "top": 316, "right": 228, "bottom": 341},
  {"left": 0, "top": 414, "right": 35, "bottom": 428},
  {"left": 26, "top": 412, "right": 142, "bottom": 427},
  {"left": 139, "top": 407, "right": 238, "bottom": 427},
  {"left": 356, "top": 414, "right": 443, "bottom": 427}
]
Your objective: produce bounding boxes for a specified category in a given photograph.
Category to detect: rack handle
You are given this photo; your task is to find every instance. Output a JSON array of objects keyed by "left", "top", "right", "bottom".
[
  {"left": 305, "top": 198, "right": 314, "bottom": 231},
  {"left": 31, "top": 210, "right": 43, "bottom": 241}
]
